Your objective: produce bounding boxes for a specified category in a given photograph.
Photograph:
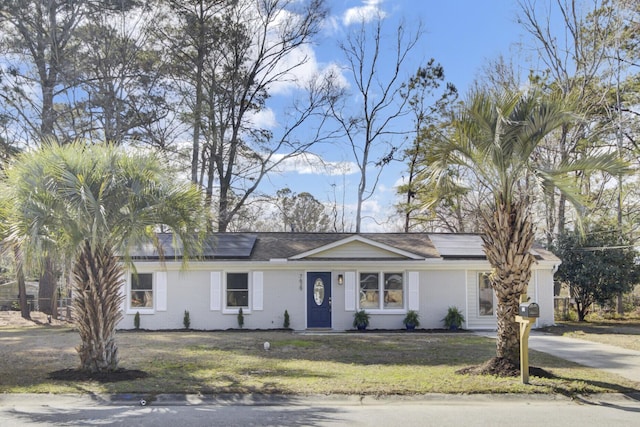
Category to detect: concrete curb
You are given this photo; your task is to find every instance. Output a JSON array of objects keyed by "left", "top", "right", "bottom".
[{"left": 3, "top": 392, "right": 639, "bottom": 407}]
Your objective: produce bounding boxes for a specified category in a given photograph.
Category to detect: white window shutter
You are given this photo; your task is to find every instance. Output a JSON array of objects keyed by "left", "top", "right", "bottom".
[
  {"left": 253, "top": 271, "right": 264, "bottom": 311},
  {"left": 408, "top": 271, "right": 419, "bottom": 311},
  {"left": 156, "top": 271, "right": 168, "bottom": 311},
  {"left": 344, "top": 271, "right": 356, "bottom": 311},
  {"left": 210, "top": 272, "right": 221, "bottom": 311}
]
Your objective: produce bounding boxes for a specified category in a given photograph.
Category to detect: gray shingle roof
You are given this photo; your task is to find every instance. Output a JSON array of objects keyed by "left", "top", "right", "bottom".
[{"left": 130, "top": 232, "right": 559, "bottom": 262}]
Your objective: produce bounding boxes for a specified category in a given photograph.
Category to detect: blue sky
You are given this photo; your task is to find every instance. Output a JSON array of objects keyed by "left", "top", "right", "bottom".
[{"left": 262, "top": 0, "right": 530, "bottom": 231}]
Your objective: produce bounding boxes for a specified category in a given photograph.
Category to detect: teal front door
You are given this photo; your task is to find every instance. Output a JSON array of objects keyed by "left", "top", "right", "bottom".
[{"left": 307, "top": 272, "right": 332, "bottom": 328}]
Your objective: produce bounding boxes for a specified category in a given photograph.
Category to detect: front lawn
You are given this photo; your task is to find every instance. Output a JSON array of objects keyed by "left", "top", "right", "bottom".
[{"left": 1, "top": 324, "right": 638, "bottom": 396}]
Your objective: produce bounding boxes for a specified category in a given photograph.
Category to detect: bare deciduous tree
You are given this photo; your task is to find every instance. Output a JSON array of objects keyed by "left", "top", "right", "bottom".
[
  {"left": 162, "top": 0, "right": 338, "bottom": 231},
  {"left": 518, "top": 0, "right": 622, "bottom": 244},
  {"left": 332, "top": 13, "right": 422, "bottom": 232}
]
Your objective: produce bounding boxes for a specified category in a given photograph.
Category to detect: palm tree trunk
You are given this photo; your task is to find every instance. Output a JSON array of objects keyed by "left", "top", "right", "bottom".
[
  {"left": 14, "top": 248, "right": 30, "bottom": 320},
  {"left": 482, "top": 200, "right": 535, "bottom": 363},
  {"left": 72, "top": 240, "right": 124, "bottom": 373},
  {"left": 38, "top": 256, "right": 58, "bottom": 318}
]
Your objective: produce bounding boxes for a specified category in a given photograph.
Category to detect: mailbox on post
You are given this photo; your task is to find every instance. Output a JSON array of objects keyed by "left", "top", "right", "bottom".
[
  {"left": 516, "top": 298, "right": 539, "bottom": 385},
  {"left": 519, "top": 301, "right": 539, "bottom": 318}
]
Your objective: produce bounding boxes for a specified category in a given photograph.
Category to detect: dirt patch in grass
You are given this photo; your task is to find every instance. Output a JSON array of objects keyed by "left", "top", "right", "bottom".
[
  {"left": 48, "top": 368, "right": 148, "bottom": 383},
  {"left": 0, "top": 311, "right": 70, "bottom": 327},
  {"left": 456, "top": 357, "right": 555, "bottom": 379}
]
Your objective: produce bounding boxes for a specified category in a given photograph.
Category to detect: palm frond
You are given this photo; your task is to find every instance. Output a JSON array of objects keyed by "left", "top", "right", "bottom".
[
  {"left": 3, "top": 140, "right": 207, "bottom": 268},
  {"left": 421, "top": 88, "right": 572, "bottom": 211}
]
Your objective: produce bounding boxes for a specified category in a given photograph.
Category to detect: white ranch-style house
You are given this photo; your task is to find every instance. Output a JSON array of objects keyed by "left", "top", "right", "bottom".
[{"left": 119, "top": 233, "right": 559, "bottom": 331}]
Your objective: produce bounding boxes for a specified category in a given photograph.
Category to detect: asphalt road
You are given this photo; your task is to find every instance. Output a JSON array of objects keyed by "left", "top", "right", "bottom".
[{"left": 1, "top": 393, "right": 640, "bottom": 426}]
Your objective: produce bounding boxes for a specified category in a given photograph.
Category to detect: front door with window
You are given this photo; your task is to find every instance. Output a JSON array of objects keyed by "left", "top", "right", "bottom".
[{"left": 307, "top": 272, "right": 332, "bottom": 328}]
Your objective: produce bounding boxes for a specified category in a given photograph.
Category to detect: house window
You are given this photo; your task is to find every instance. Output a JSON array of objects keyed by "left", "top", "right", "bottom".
[
  {"left": 384, "top": 273, "right": 403, "bottom": 309},
  {"left": 359, "top": 272, "right": 404, "bottom": 310},
  {"left": 226, "top": 273, "right": 249, "bottom": 308},
  {"left": 359, "top": 273, "right": 379, "bottom": 309},
  {"left": 479, "top": 272, "right": 494, "bottom": 316},
  {"left": 131, "top": 273, "right": 153, "bottom": 309}
]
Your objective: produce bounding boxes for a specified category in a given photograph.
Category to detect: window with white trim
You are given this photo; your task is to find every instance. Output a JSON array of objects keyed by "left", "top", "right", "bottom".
[
  {"left": 359, "top": 272, "right": 404, "bottom": 310},
  {"left": 130, "top": 273, "right": 153, "bottom": 309},
  {"left": 478, "top": 272, "right": 494, "bottom": 316},
  {"left": 226, "top": 272, "right": 249, "bottom": 308}
]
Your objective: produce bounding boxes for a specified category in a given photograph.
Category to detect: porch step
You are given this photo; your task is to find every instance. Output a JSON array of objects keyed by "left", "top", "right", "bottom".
[{"left": 299, "top": 328, "right": 335, "bottom": 334}]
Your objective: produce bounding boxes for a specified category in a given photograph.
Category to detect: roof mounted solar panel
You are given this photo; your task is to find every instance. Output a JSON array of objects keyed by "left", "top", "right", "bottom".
[
  {"left": 205, "top": 234, "right": 257, "bottom": 258},
  {"left": 428, "top": 234, "right": 486, "bottom": 259},
  {"left": 130, "top": 233, "right": 257, "bottom": 259}
]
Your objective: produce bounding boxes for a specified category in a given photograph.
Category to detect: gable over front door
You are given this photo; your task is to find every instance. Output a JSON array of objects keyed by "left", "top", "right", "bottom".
[{"left": 307, "top": 272, "right": 332, "bottom": 328}]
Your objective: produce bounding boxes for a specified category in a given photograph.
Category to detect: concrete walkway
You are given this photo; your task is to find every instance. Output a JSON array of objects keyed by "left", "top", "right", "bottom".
[{"left": 476, "top": 331, "right": 640, "bottom": 384}]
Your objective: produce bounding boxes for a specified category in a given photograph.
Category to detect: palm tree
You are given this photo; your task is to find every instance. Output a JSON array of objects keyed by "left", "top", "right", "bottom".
[
  {"left": 1, "top": 142, "right": 206, "bottom": 373},
  {"left": 422, "top": 89, "right": 625, "bottom": 365}
]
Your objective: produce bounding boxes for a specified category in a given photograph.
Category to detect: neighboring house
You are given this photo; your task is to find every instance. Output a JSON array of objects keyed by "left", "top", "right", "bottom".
[
  {"left": 0, "top": 280, "right": 39, "bottom": 312},
  {"left": 119, "top": 233, "right": 559, "bottom": 331}
]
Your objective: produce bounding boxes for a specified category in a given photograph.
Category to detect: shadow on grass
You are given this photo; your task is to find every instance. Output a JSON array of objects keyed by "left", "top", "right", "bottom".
[
  {"left": 545, "top": 375, "right": 640, "bottom": 400},
  {"left": 172, "top": 332, "right": 498, "bottom": 367},
  {"left": 542, "top": 321, "right": 640, "bottom": 336},
  {"left": 48, "top": 368, "right": 149, "bottom": 383}
]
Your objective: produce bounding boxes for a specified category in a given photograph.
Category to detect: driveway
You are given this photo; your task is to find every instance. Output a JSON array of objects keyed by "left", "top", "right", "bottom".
[{"left": 476, "top": 330, "right": 640, "bottom": 384}]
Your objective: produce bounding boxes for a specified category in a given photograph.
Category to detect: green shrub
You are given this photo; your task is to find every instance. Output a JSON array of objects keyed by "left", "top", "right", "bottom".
[
  {"left": 183, "top": 310, "right": 191, "bottom": 329},
  {"left": 134, "top": 311, "right": 140, "bottom": 330},
  {"left": 565, "top": 309, "right": 578, "bottom": 322},
  {"left": 284, "top": 310, "right": 290, "bottom": 329},
  {"left": 353, "top": 310, "right": 370, "bottom": 330},
  {"left": 403, "top": 310, "right": 420, "bottom": 328},
  {"left": 442, "top": 306, "right": 465, "bottom": 330},
  {"left": 237, "top": 308, "right": 244, "bottom": 329}
]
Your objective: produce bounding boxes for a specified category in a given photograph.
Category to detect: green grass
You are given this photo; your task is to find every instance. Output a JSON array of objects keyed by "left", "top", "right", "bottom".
[{"left": 0, "top": 326, "right": 638, "bottom": 396}]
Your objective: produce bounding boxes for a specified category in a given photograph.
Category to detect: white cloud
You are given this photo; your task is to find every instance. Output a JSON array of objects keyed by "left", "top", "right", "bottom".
[
  {"left": 271, "top": 152, "right": 358, "bottom": 176},
  {"left": 343, "top": 0, "right": 386, "bottom": 26},
  {"left": 251, "top": 6, "right": 349, "bottom": 100},
  {"left": 322, "top": 15, "right": 341, "bottom": 35},
  {"left": 246, "top": 108, "right": 278, "bottom": 130},
  {"left": 263, "top": 46, "right": 349, "bottom": 97},
  {"left": 254, "top": 5, "right": 339, "bottom": 96},
  {"left": 264, "top": 43, "right": 317, "bottom": 96},
  {"left": 320, "top": 62, "right": 350, "bottom": 90},
  {"left": 393, "top": 175, "right": 407, "bottom": 188},
  {"left": 362, "top": 198, "right": 383, "bottom": 216},
  {"left": 359, "top": 198, "right": 402, "bottom": 232}
]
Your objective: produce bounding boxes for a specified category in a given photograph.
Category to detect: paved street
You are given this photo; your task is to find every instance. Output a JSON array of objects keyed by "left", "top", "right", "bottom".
[{"left": 1, "top": 393, "right": 640, "bottom": 427}]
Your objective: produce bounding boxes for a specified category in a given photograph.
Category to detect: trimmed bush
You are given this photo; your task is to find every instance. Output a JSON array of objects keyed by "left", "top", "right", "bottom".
[
  {"left": 183, "top": 310, "right": 191, "bottom": 329},
  {"left": 284, "top": 310, "right": 290, "bottom": 329}
]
